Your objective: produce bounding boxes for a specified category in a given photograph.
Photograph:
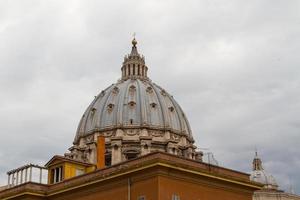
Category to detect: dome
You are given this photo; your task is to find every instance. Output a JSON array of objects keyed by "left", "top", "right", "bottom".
[
  {"left": 67, "top": 38, "right": 202, "bottom": 166},
  {"left": 250, "top": 152, "right": 278, "bottom": 190},
  {"left": 74, "top": 78, "right": 194, "bottom": 144}
]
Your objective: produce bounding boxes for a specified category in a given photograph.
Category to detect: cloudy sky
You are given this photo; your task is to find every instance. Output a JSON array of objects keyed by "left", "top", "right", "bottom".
[{"left": 0, "top": 0, "right": 299, "bottom": 193}]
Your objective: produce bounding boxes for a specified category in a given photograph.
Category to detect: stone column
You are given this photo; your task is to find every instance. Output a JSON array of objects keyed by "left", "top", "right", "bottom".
[
  {"left": 167, "top": 142, "right": 177, "bottom": 155},
  {"left": 88, "top": 143, "right": 97, "bottom": 164},
  {"left": 25, "top": 168, "right": 28, "bottom": 182},
  {"left": 135, "top": 65, "right": 138, "bottom": 76},
  {"left": 111, "top": 138, "right": 122, "bottom": 165},
  {"left": 16, "top": 171, "right": 19, "bottom": 185},
  {"left": 140, "top": 139, "right": 151, "bottom": 155},
  {"left": 21, "top": 169, "right": 24, "bottom": 184},
  {"left": 130, "top": 64, "right": 133, "bottom": 75},
  {"left": 39, "top": 168, "right": 42, "bottom": 183},
  {"left": 29, "top": 167, "right": 32, "bottom": 182},
  {"left": 7, "top": 174, "right": 10, "bottom": 187},
  {"left": 11, "top": 173, "right": 15, "bottom": 186},
  {"left": 126, "top": 65, "right": 129, "bottom": 77}
]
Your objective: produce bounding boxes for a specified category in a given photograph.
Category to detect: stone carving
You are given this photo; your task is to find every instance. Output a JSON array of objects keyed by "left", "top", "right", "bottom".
[
  {"left": 105, "top": 131, "right": 115, "bottom": 137},
  {"left": 86, "top": 135, "right": 94, "bottom": 143},
  {"left": 171, "top": 133, "right": 180, "bottom": 141},
  {"left": 125, "top": 129, "right": 140, "bottom": 136},
  {"left": 150, "top": 131, "right": 164, "bottom": 137}
]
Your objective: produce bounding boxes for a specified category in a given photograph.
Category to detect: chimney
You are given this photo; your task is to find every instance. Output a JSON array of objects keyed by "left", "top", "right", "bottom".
[{"left": 97, "top": 136, "right": 105, "bottom": 169}]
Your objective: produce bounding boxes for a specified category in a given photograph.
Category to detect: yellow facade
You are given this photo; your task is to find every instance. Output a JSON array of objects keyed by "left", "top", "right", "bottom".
[
  {"left": 46, "top": 156, "right": 96, "bottom": 184},
  {"left": 64, "top": 162, "right": 95, "bottom": 179}
]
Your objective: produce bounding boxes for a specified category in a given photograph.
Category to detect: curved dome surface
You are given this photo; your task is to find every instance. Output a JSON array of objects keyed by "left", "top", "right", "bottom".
[
  {"left": 74, "top": 78, "right": 193, "bottom": 144},
  {"left": 250, "top": 170, "right": 278, "bottom": 188}
]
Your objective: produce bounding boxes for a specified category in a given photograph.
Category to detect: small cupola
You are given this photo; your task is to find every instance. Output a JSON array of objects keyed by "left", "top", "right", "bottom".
[
  {"left": 121, "top": 37, "right": 148, "bottom": 80},
  {"left": 252, "top": 151, "right": 263, "bottom": 171}
]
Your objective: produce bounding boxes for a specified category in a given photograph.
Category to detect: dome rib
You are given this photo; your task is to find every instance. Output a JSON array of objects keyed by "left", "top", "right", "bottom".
[
  {"left": 99, "top": 86, "right": 114, "bottom": 128},
  {"left": 136, "top": 79, "right": 144, "bottom": 126},
  {"left": 138, "top": 80, "right": 148, "bottom": 125},
  {"left": 148, "top": 81, "right": 165, "bottom": 128}
]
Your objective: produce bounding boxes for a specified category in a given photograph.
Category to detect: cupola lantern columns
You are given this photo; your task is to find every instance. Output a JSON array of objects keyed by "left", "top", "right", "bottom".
[{"left": 121, "top": 38, "right": 148, "bottom": 80}]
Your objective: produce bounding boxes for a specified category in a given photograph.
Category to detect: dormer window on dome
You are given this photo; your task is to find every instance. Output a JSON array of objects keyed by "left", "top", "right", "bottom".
[
  {"left": 129, "top": 85, "right": 136, "bottom": 93},
  {"left": 112, "top": 86, "right": 119, "bottom": 94},
  {"left": 150, "top": 102, "right": 157, "bottom": 108},
  {"left": 146, "top": 86, "right": 153, "bottom": 93},
  {"left": 107, "top": 103, "right": 114, "bottom": 112},
  {"left": 128, "top": 101, "right": 136, "bottom": 108},
  {"left": 169, "top": 106, "right": 175, "bottom": 112}
]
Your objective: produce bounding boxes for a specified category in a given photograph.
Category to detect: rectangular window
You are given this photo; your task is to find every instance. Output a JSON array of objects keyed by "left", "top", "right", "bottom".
[
  {"left": 52, "top": 166, "right": 63, "bottom": 183},
  {"left": 172, "top": 194, "right": 180, "bottom": 200}
]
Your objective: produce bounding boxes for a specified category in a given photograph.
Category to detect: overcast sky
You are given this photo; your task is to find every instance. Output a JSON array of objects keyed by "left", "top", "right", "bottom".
[{"left": 0, "top": 0, "right": 299, "bottom": 194}]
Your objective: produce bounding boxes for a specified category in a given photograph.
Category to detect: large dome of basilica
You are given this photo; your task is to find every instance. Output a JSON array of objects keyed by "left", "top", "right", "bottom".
[
  {"left": 74, "top": 79, "right": 194, "bottom": 144},
  {"left": 67, "top": 38, "right": 202, "bottom": 166}
]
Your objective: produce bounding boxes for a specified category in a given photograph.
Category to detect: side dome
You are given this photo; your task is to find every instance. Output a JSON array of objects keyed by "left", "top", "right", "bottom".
[
  {"left": 67, "top": 38, "right": 202, "bottom": 166},
  {"left": 250, "top": 152, "right": 278, "bottom": 190}
]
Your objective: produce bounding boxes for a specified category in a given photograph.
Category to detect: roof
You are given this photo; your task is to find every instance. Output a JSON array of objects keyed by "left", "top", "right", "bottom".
[
  {"left": 45, "top": 155, "right": 95, "bottom": 168},
  {"left": 0, "top": 152, "right": 262, "bottom": 199}
]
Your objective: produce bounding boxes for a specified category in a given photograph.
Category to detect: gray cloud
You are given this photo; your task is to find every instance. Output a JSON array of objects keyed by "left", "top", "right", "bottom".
[{"left": 0, "top": 0, "right": 299, "bottom": 194}]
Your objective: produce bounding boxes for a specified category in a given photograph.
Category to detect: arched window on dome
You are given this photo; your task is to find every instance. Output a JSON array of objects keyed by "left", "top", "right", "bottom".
[
  {"left": 150, "top": 102, "right": 157, "bottom": 108},
  {"left": 128, "top": 101, "right": 136, "bottom": 108}
]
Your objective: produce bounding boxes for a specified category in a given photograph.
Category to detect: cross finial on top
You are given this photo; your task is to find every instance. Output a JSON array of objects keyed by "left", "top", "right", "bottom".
[
  {"left": 132, "top": 33, "right": 137, "bottom": 47},
  {"left": 255, "top": 147, "right": 258, "bottom": 157}
]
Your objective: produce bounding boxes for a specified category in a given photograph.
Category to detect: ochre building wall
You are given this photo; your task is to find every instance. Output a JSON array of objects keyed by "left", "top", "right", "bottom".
[{"left": 158, "top": 175, "right": 253, "bottom": 200}]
